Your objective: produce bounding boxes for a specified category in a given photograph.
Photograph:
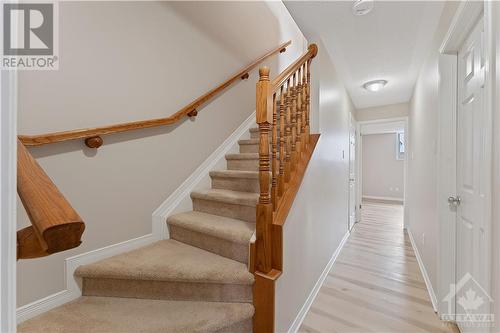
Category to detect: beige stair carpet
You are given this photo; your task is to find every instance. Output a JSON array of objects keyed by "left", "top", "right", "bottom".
[
  {"left": 18, "top": 127, "right": 262, "bottom": 332},
  {"left": 17, "top": 297, "right": 254, "bottom": 333},
  {"left": 168, "top": 211, "right": 255, "bottom": 263},
  {"left": 75, "top": 239, "right": 254, "bottom": 302}
]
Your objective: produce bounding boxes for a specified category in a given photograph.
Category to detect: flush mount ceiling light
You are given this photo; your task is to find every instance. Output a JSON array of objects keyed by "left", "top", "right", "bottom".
[
  {"left": 352, "top": 0, "right": 374, "bottom": 16},
  {"left": 363, "top": 79, "right": 388, "bottom": 92}
]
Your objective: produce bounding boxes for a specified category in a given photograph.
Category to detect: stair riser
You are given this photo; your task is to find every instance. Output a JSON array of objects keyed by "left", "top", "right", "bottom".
[
  {"left": 216, "top": 319, "right": 253, "bottom": 333},
  {"left": 193, "top": 199, "right": 256, "bottom": 223},
  {"left": 211, "top": 177, "right": 259, "bottom": 193},
  {"left": 169, "top": 225, "right": 249, "bottom": 263},
  {"left": 239, "top": 144, "right": 259, "bottom": 154},
  {"left": 227, "top": 159, "right": 258, "bottom": 172},
  {"left": 250, "top": 131, "right": 259, "bottom": 139},
  {"left": 82, "top": 278, "right": 252, "bottom": 303}
]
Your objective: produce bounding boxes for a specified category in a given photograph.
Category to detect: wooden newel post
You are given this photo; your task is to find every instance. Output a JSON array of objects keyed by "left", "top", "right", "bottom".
[{"left": 256, "top": 67, "right": 273, "bottom": 273}]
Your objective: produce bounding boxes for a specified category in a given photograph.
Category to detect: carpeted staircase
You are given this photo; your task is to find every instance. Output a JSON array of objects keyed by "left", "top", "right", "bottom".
[{"left": 18, "top": 127, "right": 262, "bottom": 333}]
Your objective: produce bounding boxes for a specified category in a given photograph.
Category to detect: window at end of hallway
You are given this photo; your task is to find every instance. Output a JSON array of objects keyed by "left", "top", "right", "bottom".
[{"left": 396, "top": 132, "right": 405, "bottom": 160}]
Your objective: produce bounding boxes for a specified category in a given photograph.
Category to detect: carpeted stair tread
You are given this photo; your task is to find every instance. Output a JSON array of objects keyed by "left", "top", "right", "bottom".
[
  {"left": 168, "top": 211, "right": 255, "bottom": 244},
  {"left": 209, "top": 170, "right": 259, "bottom": 179},
  {"left": 75, "top": 239, "right": 254, "bottom": 285},
  {"left": 249, "top": 127, "right": 259, "bottom": 133},
  {"left": 191, "top": 189, "right": 258, "bottom": 207},
  {"left": 225, "top": 153, "right": 259, "bottom": 160},
  {"left": 17, "top": 296, "right": 254, "bottom": 333}
]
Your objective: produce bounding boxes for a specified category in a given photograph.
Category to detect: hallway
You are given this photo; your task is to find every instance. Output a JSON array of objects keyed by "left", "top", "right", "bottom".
[{"left": 299, "top": 202, "right": 459, "bottom": 333}]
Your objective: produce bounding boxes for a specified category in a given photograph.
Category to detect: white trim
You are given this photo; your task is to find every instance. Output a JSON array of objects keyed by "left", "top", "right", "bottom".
[
  {"left": 16, "top": 290, "right": 77, "bottom": 325},
  {"left": 362, "top": 195, "right": 404, "bottom": 203},
  {"left": 440, "top": 1, "right": 483, "bottom": 54},
  {"left": 355, "top": 122, "right": 362, "bottom": 223},
  {"left": 437, "top": 53, "right": 457, "bottom": 318},
  {"left": 402, "top": 117, "right": 409, "bottom": 229},
  {"left": 360, "top": 122, "right": 405, "bottom": 136},
  {"left": 407, "top": 229, "right": 438, "bottom": 313},
  {"left": 287, "top": 232, "right": 350, "bottom": 333},
  {"left": 357, "top": 116, "right": 408, "bottom": 125},
  {"left": 348, "top": 113, "right": 358, "bottom": 230},
  {"left": 1, "top": 66, "right": 18, "bottom": 332},
  {"left": 151, "top": 111, "right": 256, "bottom": 240},
  {"left": 17, "top": 233, "right": 156, "bottom": 323},
  {"left": 482, "top": 4, "right": 494, "bottom": 327}
]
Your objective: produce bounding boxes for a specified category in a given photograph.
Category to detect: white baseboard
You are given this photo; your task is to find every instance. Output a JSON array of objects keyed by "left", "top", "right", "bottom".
[
  {"left": 151, "top": 111, "right": 256, "bottom": 240},
  {"left": 17, "top": 112, "right": 257, "bottom": 324},
  {"left": 287, "top": 231, "right": 350, "bottom": 333},
  {"left": 407, "top": 228, "right": 438, "bottom": 312},
  {"left": 17, "top": 233, "right": 155, "bottom": 323},
  {"left": 16, "top": 290, "right": 77, "bottom": 325},
  {"left": 363, "top": 195, "right": 404, "bottom": 203}
]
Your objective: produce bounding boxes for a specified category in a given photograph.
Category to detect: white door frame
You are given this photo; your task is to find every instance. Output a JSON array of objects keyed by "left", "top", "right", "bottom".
[
  {"left": 437, "top": 0, "right": 492, "bottom": 321},
  {"left": 0, "top": 69, "right": 18, "bottom": 331},
  {"left": 357, "top": 116, "right": 409, "bottom": 228},
  {"left": 348, "top": 113, "right": 359, "bottom": 229}
]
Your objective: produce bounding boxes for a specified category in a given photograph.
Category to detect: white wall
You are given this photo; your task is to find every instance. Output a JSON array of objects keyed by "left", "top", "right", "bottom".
[
  {"left": 407, "top": 1, "right": 458, "bottom": 293},
  {"left": 275, "top": 38, "right": 355, "bottom": 333},
  {"left": 362, "top": 133, "right": 404, "bottom": 200},
  {"left": 356, "top": 102, "right": 409, "bottom": 122},
  {"left": 16, "top": 1, "right": 306, "bottom": 308}
]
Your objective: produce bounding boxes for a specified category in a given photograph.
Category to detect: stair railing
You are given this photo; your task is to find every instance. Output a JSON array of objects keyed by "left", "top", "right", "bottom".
[
  {"left": 254, "top": 44, "right": 317, "bottom": 274},
  {"left": 253, "top": 44, "right": 319, "bottom": 333},
  {"left": 16, "top": 41, "right": 292, "bottom": 259}
]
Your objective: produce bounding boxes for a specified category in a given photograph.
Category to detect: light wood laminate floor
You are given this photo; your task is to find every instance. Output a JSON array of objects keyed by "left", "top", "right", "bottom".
[{"left": 299, "top": 202, "right": 459, "bottom": 333}]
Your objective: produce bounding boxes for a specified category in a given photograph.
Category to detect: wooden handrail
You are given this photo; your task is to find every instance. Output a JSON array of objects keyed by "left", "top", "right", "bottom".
[
  {"left": 17, "top": 140, "right": 85, "bottom": 259},
  {"left": 271, "top": 44, "right": 317, "bottom": 91},
  {"left": 18, "top": 40, "right": 291, "bottom": 148}
]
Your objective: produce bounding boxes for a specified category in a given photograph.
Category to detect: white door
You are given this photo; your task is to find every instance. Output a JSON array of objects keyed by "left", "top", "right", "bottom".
[
  {"left": 455, "top": 16, "right": 490, "bottom": 330},
  {"left": 348, "top": 117, "right": 357, "bottom": 231}
]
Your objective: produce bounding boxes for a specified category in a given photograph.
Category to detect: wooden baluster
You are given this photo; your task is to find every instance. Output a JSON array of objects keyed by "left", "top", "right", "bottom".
[
  {"left": 306, "top": 60, "right": 311, "bottom": 143},
  {"left": 290, "top": 73, "right": 298, "bottom": 170},
  {"left": 301, "top": 63, "right": 307, "bottom": 147},
  {"left": 284, "top": 78, "right": 292, "bottom": 183},
  {"left": 278, "top": 85, "right": 286, "bottom": 197},
  {"left": 255, "top": 67, "right": 273, "bottom": 273},
  {"left": 296, "top": 68, "right": 302, "bottom": 160},
  {"left": 271, "top": 92, "right": 278, "bottom": 211}
]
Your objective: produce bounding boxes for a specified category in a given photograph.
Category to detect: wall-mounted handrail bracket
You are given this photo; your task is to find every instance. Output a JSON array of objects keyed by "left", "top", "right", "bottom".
[
  {"left": 85, "top": 136, "right": 103, "bottom": 148},
  {"left": 187, "top": 109, "right": 198, "bottom": 118},
  {"left": 241, "top": 73, "right": 249, "bottom": 80},
  {"left": 279, "top": 48, "right": 286, "bottom": 53}
]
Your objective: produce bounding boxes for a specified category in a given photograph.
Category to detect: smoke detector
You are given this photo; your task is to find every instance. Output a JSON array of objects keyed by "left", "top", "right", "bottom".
[{"left": 352, "top": 0, "right": 374, "bottom": 16}]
